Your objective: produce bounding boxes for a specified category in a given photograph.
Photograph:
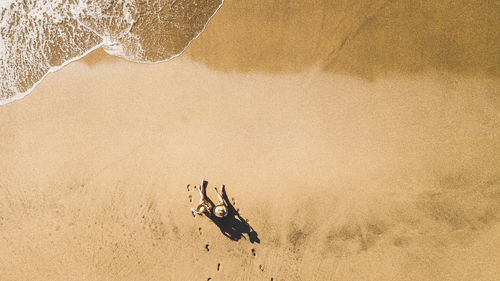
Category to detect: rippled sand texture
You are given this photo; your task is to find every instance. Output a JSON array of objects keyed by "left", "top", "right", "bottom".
[{"left": 0, "top": 0, "right": 223, "bottom": 104}]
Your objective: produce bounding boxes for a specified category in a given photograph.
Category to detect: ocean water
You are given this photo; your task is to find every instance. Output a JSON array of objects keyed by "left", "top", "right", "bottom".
[{"left": 0, "top": 0, "right": 223, "bottom": 105}]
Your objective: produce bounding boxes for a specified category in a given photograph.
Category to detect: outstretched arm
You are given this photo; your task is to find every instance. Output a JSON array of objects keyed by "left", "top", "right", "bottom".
[
  {"left": 214, "top": 185, "right": 227, "bottom": 206},
  {"left": 195, "top": 179, "right": 207, "bottom": 201}
]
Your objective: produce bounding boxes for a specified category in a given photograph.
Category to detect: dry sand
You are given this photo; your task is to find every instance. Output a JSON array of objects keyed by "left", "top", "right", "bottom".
[{"left": 1, "top": 1, "right": 499, "bottom": 280}]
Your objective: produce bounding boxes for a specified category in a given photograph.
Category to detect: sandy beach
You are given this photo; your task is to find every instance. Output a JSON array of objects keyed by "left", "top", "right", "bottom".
[{"left": 0, "top": 1, "right": 499, "bottom": 280}]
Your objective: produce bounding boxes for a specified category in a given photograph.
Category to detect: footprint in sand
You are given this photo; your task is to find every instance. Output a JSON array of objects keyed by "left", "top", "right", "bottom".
[
  {"left": 188, "top": 194, "right": 193, "bottom": 203},
  {"left": 205, "top": 243, "right": 210, "bottom": 251},
  {"left": 217, "top": 263, "right": 221, "bottom": 271},
  {"left": 251, "top": 248, "right": 256, "bottom": 256},
  {"left": 259, "top": 264, "right": 264, "bottom": 271},
  {"left": 198, "top": 227, "right": 203, "bottom": 235}
]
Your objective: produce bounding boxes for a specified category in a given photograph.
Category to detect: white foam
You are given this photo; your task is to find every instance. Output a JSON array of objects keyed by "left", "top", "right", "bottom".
[
  {"left": 0, "top": 42, "right": 104, "bottom": 106},
  {"left": 0, "top": 1, "right": 14, "bottom": 10},
  {"left": 0, "top": 0, "right": 224, "bottom": 105},
  {"left": 1, "top": 0, "right": 102, "bottom": 104},
  {"left": 105, "top": 0, "right": 225, "bottom": 65}
]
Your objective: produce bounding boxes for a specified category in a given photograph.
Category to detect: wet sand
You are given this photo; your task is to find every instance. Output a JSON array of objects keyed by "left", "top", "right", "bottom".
[{"left": 1, "top": 1, "right": 499, "bottom": 280}]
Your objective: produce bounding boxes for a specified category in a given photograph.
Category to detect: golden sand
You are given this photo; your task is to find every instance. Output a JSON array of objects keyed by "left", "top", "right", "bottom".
[{"left": 0, "top": 0, "right": 499, "bottom": 280}]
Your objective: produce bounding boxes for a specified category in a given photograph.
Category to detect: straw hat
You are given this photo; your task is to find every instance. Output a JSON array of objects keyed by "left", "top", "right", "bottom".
[
  {"left": 213, "top": 205, "right": 228, "bottom": 218},
  {"left": 195, "top": 203, "right": 210, "bottom": 215}
]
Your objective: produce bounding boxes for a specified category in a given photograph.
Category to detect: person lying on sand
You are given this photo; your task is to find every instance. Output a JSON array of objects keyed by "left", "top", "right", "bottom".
[
  {"left": 192, "top": 180, "right": 214, "bottom": 216},
  {"left": 213, "top": 185, "right": 229, "bottom": 218}
]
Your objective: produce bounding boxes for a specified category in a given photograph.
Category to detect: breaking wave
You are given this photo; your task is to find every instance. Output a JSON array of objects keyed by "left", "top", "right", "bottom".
[{"left": 0, "top": 0, "right": 223, "bottom": 105}]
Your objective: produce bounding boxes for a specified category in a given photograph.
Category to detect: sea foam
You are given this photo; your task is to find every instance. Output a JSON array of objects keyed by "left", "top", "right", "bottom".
[{"left": 0, "top": 0, "right": 223, "bottom": 105}]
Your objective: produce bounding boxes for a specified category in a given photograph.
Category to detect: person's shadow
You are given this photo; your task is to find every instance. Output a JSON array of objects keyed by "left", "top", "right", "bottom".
[{"left": 207, "top": 183, "right": 260, "bottom": 244}]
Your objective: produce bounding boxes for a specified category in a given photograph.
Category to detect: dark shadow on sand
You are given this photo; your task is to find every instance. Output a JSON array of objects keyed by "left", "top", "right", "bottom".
[{"left": 207, "top": 183, "right": 260, "bottom": 244}]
